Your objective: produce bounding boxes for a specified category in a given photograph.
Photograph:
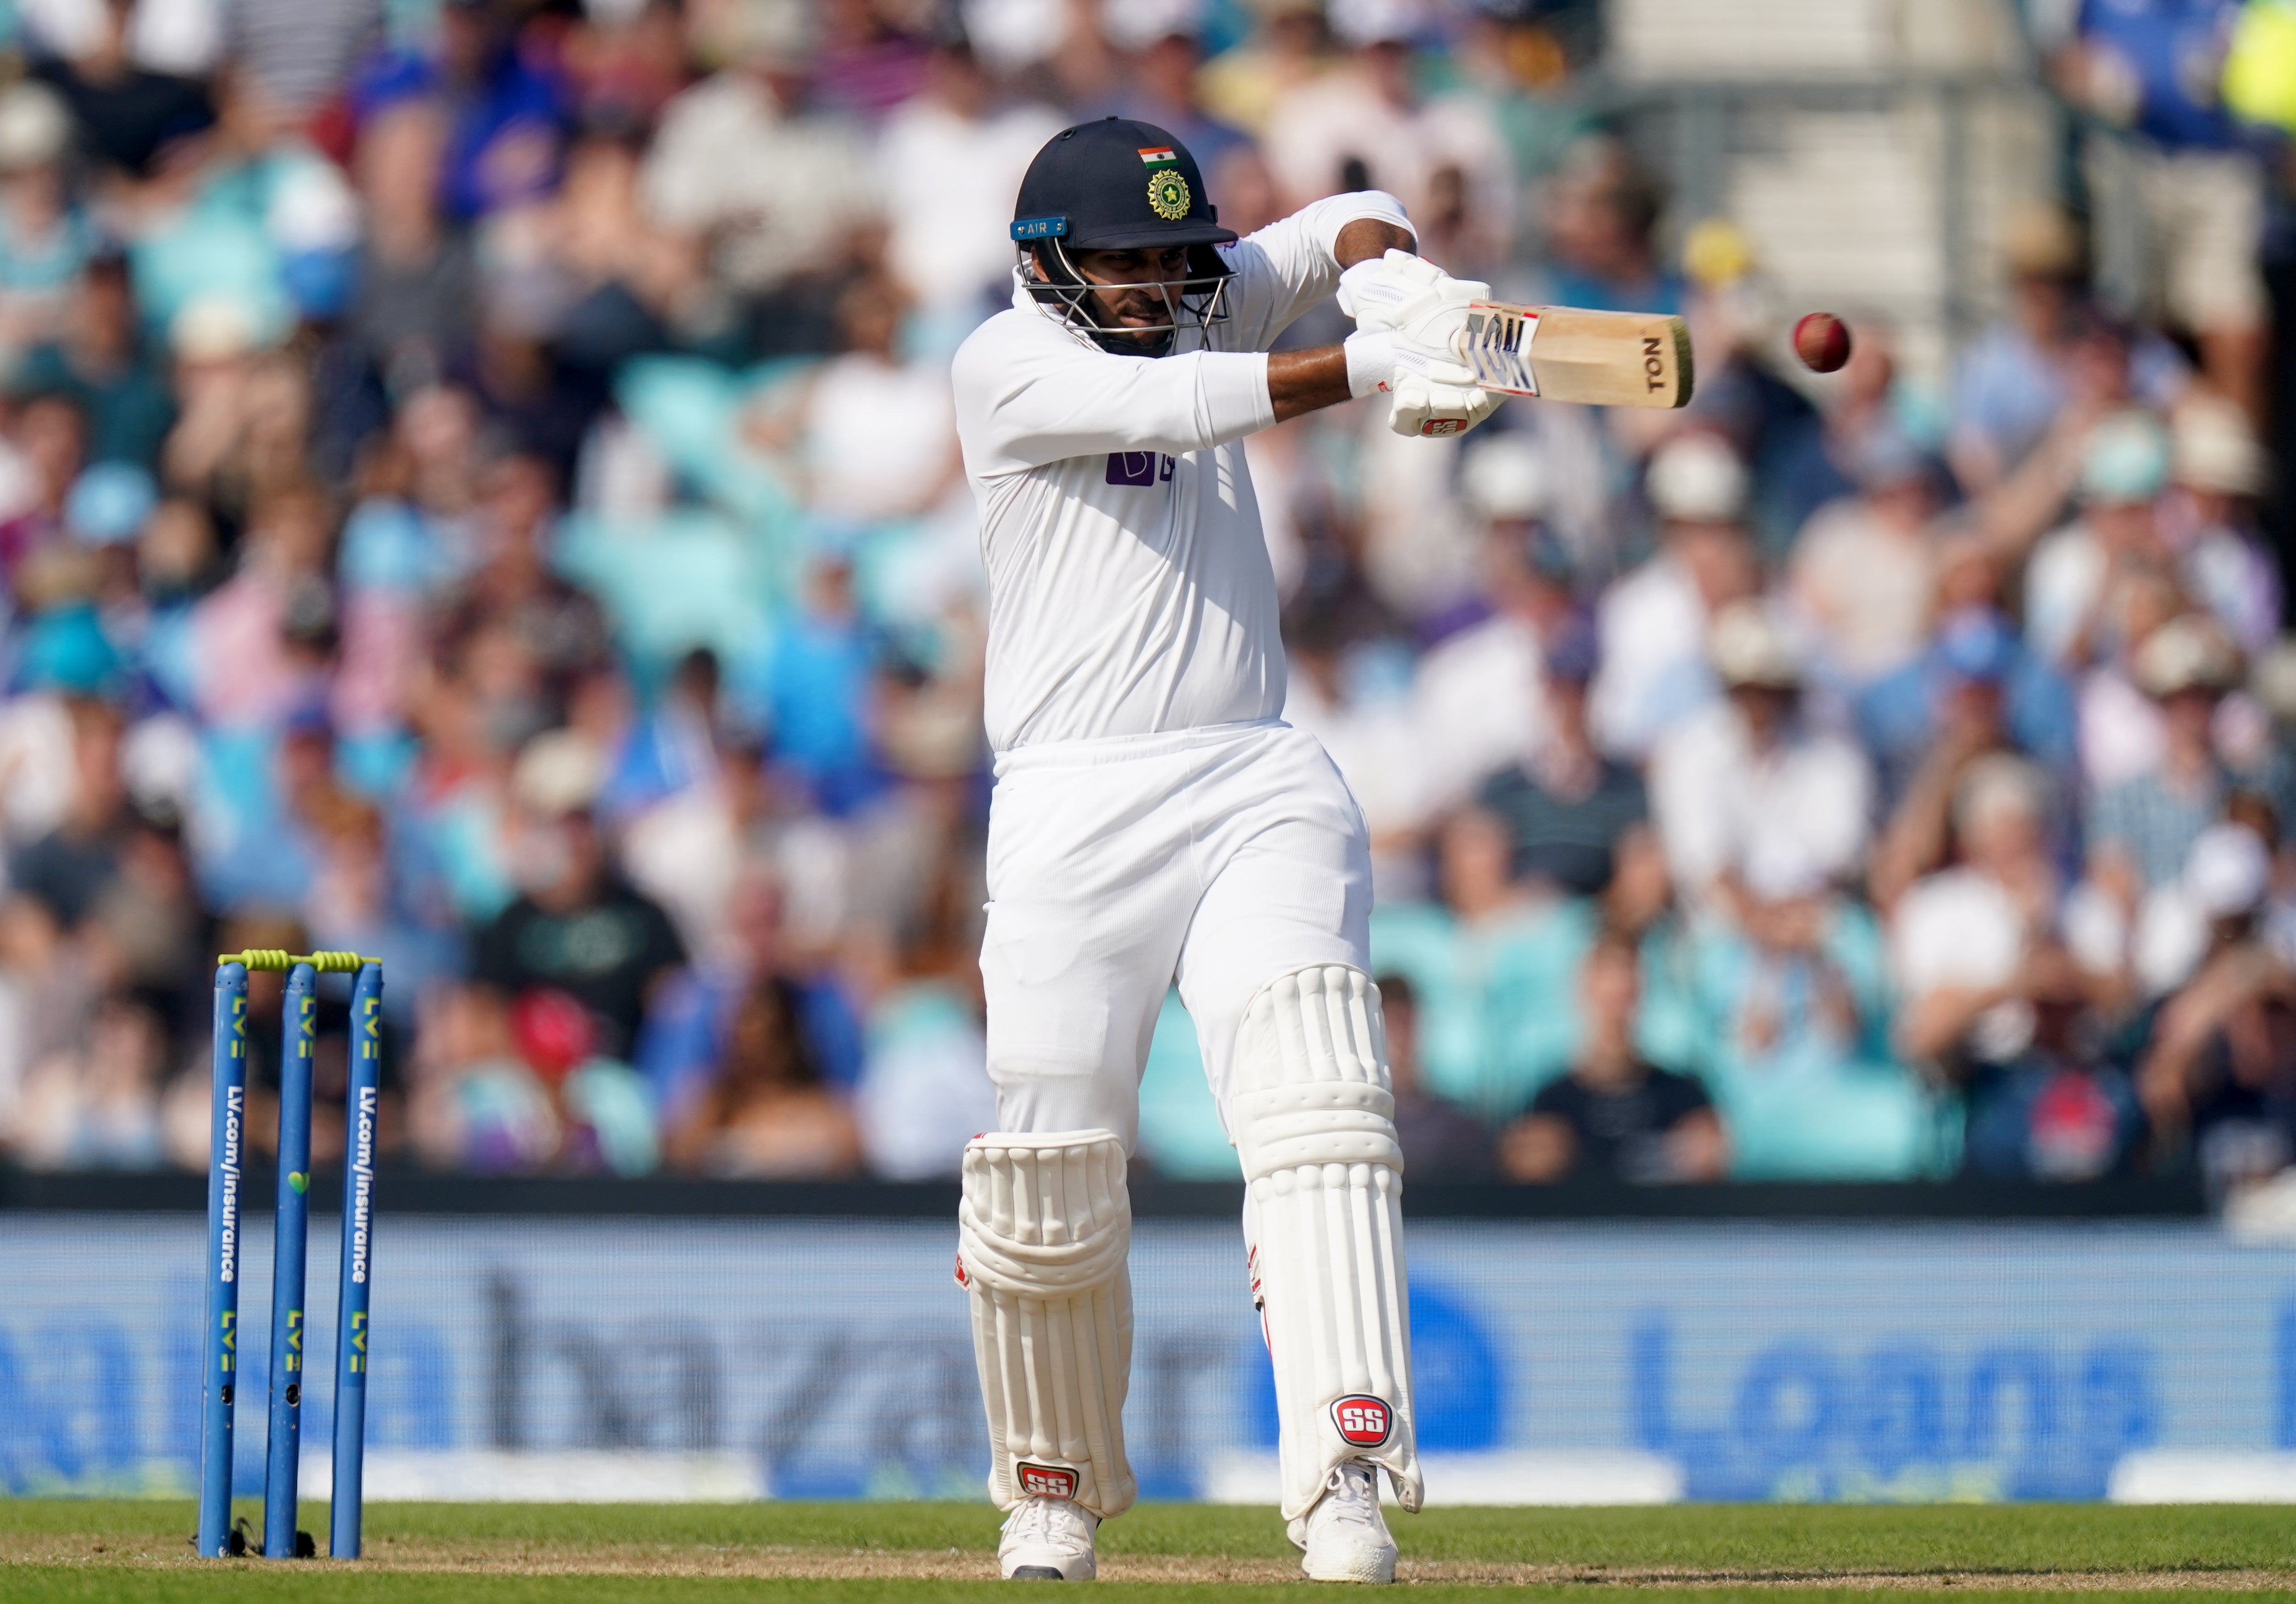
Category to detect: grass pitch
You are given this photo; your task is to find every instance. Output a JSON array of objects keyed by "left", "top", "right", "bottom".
[{"left": 3, "top": 1499, "right": 2294, "bottom": 1601}]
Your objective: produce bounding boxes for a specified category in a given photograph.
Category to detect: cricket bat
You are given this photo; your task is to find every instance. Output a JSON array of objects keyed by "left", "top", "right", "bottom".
[{"left": 1459, "top": 303, "right": 1694, "bottom": 409}]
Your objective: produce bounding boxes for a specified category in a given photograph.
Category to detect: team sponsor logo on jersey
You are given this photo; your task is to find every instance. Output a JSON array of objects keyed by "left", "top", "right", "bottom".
[
  {"left": 1106, "top": 451, "right": 1175, "bottom": 486},
  {"left": 1137, "top": 146, "right": 1176, "bottom": 165},
  {"left": 1017, "top": 1462, "right": 1079, "bottom": 1499},
  {"left": 1147, "top": 169, "right": 1192, "bottom": 221},
  {"left": 1331, "top": 1395, "right": 1394, "bottom": 1447}
]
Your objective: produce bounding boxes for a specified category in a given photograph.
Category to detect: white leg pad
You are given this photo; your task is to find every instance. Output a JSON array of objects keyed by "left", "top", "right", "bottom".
[
  {"left": 1234, "top": 963, "right": 1423, "bottom": 1521},
  {"left": 957, "top": 1129, "right": 1137, "bottom": 1518}
]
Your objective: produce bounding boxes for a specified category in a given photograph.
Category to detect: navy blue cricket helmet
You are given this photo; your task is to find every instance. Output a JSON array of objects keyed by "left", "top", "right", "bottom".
[{"left": 1011, "top": 117, "right": 1237, "bottom": 354}]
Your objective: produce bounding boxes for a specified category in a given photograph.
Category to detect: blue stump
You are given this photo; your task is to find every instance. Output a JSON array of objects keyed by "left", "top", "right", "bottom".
[
  {"left": 198, "top": 962, "right": 251, "bottom": 1557},
  {"left": 331, "top": 961, "right": 384, "bottom": 1559},
  {"left": 263, "top": 962, "right": 317, "bottom": 1558}
]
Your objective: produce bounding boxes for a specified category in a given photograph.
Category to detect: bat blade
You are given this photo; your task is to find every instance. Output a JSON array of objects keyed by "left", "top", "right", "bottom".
[{"left": 1460, "top": 303, "right": 1693, "bottom": 409}]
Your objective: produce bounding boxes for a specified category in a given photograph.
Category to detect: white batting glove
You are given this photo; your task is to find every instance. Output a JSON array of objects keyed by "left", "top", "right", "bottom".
[
  {"left": 1342, "top": 329, "right": 1501, "bottom": 438},
  {"left": 1386, "top": 370, "right": 1501, "bottom": 438},
  {"left": 1338, "top": 249, "right": 1488, "bottom": 347},
  {"left": 1336, "top": 250, "right": 1500, "bottom": 438},
  {"left": 1339, "top": 249, "right": 1483, "bottom": 325},
  {"left": 1335, "top": 250, "right": 1420, "bottom": 324},
  {"left": 1343, "top": 329, "right": 1501, "bottom": 436}
]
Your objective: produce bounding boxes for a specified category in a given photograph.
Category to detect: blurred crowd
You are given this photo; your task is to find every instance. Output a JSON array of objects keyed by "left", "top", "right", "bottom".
[{"left": 0, "top": 0, "right": 2292, "bottom": 1194}]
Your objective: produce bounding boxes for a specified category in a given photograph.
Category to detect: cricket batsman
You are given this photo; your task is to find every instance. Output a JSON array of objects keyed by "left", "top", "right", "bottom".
[{"left": 949, "top": 116, "right": 1500, "bottom": 1583}]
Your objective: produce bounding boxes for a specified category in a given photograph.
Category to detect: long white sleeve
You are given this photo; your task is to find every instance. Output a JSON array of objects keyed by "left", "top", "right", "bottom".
[{"left": 954, "top": 331, "right": 1273, "bottom": 475}]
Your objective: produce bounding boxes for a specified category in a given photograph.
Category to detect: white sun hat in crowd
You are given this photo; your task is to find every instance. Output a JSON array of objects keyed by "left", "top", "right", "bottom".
[
  {"left": 2133, "top": 613, "right": 2243, "bottom": 699},
  {"left": 2172, "top": 393, "right": 2267, "bottom": 497},
  {"left": 170, "top": 294, "right": 266, "bottom": 362},
  {"left": 2252, "top": 637, "right": 2296, "bottom": 723},
  {"left": 1460, "top": 433, "right": 1549, "bottom": 523},
  {"left": 1101, "top": 0, "right": 1203, "bottom": 51},
  {"left": 512, "top": 730, "right": 608, "bottom": 819},
  {"left": 1647, "top": 433, "right": 1749, "bottom": 524},
  {"left": 1708, "top": 599, "right": 1801, "bottom": 691},
  {"left": 1329, "top": 0, "right": 1425, "bottom": 47},
  {"left": 0, "top": 82, "right": 70, "bottom": 173},
  {"left": 2186, "top": 822, "right": 2272, "bottom": 920}
]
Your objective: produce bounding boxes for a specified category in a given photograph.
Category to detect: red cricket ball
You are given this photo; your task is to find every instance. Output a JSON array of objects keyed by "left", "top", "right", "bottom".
[{"left": 1793, "top": 312, "right": 1851, "bottom": 374}]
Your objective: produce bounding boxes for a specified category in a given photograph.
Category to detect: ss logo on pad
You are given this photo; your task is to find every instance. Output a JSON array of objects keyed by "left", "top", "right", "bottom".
[
  {"left": 1331, "top": 1395, "right": 1393, "bottom": 1447},
  {"left": 1017, "top": 1462, "right": 1080, "bottom": 1499}
]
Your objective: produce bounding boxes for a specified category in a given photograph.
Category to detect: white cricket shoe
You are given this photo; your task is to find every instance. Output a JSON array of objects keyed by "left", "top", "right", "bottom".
[
  {"left": 1288, "top": 1460, "right": 1397, "bottom": 1583},
  {"left": 1000, "top": 1496, "right": 1097, "bottom": 1581}
]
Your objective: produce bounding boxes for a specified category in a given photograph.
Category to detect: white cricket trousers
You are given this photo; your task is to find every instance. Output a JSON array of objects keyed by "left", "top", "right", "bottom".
[{"left": 981, "top": 717, "right": 1373, "bottom": 1147}]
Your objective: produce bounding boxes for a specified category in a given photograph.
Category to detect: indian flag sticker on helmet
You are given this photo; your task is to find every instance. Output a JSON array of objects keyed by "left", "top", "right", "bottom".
[
  {"left": 1147, "top": 168, "right": 1192, "bottom": 221},
  {"left": 1137, "top": 146, "right": 1176, "bottom": 164}
]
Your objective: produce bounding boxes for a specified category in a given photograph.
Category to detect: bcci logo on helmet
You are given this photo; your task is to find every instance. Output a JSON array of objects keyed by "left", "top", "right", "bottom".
[
  {"left": 1330, "top": 1394, "right": 1393, "bottom": 1447},
  {"left": 1147, "top": 169, "right": 1191, "bottom": 222},
  {"left": 1017, "top": 1462, "right": 1079, "bottom": 1499}
]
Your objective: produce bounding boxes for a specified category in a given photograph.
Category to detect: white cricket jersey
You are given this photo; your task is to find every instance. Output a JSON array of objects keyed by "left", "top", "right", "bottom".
[{"left": 952, "top": 190, "right": 1411, "bottom": 752}]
